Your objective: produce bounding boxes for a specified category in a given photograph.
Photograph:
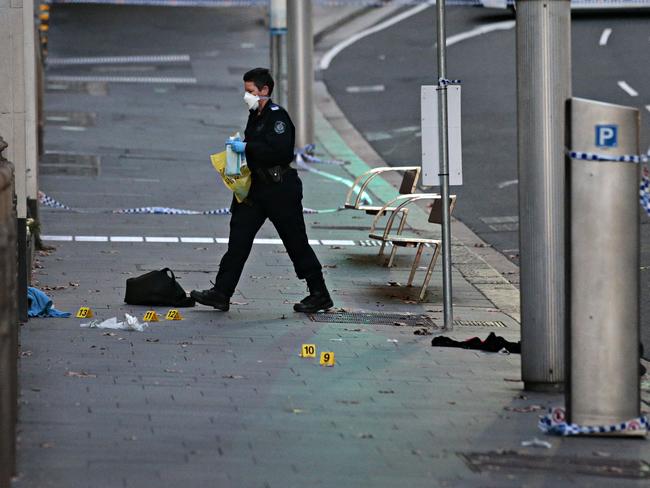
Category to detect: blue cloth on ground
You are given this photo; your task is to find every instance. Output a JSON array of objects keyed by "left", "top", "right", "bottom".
[{"left": 27, "top": 287, "right": 71, "bottom": 318}]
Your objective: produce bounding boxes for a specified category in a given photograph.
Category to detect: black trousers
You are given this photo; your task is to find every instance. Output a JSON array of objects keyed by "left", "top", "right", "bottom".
[{"left": 214, "top": 169, "right": 322, "bottom": 297}]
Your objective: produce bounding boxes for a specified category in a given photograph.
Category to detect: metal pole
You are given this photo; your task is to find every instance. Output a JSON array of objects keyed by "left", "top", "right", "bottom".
[
  {"left": 287, "top": 0, "right": 314, "bottom": 148},
  {"left": 436, "top": 0, "right": 453, "bottom": 329},
  {"left": 516, "top": 0, "right": 571, "bottom": 391},
  {"left": 270, "top": 0, "right": 287, "bottom": 107}
]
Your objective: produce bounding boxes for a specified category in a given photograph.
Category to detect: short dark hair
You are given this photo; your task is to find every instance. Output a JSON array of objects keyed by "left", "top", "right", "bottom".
[{"left": 243, "top": 68, "right": 274, "bottom": 96}]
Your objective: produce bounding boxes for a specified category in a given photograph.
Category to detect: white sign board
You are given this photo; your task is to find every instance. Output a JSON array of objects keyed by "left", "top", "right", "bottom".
[{"left": 421, "top": 85, "right": 463, "bottom": 187}]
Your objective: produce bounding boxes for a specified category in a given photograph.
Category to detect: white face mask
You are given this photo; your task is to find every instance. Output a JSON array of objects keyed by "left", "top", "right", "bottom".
[{"left": 244, "top": 91, "right": 260, "bottom": 111}]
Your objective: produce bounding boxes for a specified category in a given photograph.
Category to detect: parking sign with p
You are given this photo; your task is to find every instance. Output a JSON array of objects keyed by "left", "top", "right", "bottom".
[{"left": 595, "top": 124, "right": 618, "bottom": 148}]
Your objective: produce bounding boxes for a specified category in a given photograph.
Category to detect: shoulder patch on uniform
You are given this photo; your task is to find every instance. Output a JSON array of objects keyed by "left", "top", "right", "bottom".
[
  {"left": 274, "top": 120, "right": 286, "bottom": 134},
  {"left": 270, "top": 105, "right": 280, "bottom": 111}
]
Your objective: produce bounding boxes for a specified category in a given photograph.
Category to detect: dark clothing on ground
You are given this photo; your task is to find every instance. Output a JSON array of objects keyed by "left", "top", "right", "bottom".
[
  {"left": 431, "top": 332, "right": 521, "bottom": 354},
  {"left": 213, "top": 101, "right": 322, "bottom": 297}
]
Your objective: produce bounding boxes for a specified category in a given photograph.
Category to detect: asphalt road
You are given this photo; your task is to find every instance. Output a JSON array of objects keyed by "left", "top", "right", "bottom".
[{"left": 322, "top": 5, "right": 650, "bottom": 355}]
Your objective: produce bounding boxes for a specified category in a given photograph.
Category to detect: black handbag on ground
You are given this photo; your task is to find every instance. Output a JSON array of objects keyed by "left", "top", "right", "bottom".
[{"left": 124, "top": 268, "right": 195, "bottom": 307}]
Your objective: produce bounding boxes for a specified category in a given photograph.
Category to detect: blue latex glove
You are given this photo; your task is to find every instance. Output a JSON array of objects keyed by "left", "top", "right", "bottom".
[{"left": 230, "top": 140, "right": 246, "bottom": 154}]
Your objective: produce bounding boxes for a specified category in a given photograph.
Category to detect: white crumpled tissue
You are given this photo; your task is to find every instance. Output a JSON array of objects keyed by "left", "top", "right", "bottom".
[{"left": 81, "top": 313, "right": 148, "bottom": 332}]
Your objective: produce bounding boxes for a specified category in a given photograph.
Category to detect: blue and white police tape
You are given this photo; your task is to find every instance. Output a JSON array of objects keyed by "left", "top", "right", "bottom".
[
  {"left": 38, "top": 191, "right": 72, "bottom": 210},
  {"left": 437, "top": 78, "right": 462, "bottom": 87},
  {"left": 539, "top": 406, "right": 649, "bottom": 436},
  {"left": 568, "top": 150, "right": 649, "bottom": 164},
  {"left": 39, "top": 192, "right": 334, "bottom": 215},
  {"left": 295, "top": 145, "right": 372, "bottom": 207}
]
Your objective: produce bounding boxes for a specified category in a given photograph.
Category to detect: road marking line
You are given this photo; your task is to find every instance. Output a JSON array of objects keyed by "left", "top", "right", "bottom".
[
  {"left": 446, "top": 20, "right": 516, "bottom": 47},
  {"left": 40, "top": 236, "right": 365, "bottom": 246},
  {"left": 47, "top": 54, "right": 191, "bottom": 65},
  {"left": 145, "top": 237, "right": 179, "bottom": 243},
  {"left": 58, "top": 126, "right": 87, "bottom": 132},
  {"left": 319, "top": 3, "right": 432, "bottom": 71},
  {"left": 365, "top": 131, "right": 393, "bottom": 142},
  {"left": 498, "top": 179, "right": 518, "bottom": 189},
  {"left": 47, "top": 75, "right": 197, "bottom": 85},
  {"left": 110, "top": 236, "right": 143, "bottom": 242},
  {"left": 599, "top": 28, "right": 612, "bottom": 46},
  {"left": 41, "top": 235, "right": 72, "bottom": 241},
  {"left": 253, "top": 238, "right": 283, "bottom": 245},
  {"left": 321, "top": 239, "right": 356, "bottom": 246},
  {"left": 617, "top": 81, "right": 638, "bottom": 97},
  {"left": 181, "top": 237, "right": 215, "bottom": 243},
  {"left": 75, "top": 236, "right": 108, "bottom": 242},
  {"left": 320, "top": 8, "right": 515, "bottom": 70},
  {"left": 345, "top": 85, "right": 385, "bottom": 93}
]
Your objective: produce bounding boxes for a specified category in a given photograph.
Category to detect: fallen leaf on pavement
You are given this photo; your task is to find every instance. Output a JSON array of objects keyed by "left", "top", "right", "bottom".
[{"left": 145, "top": 338, "right": 159, "bottom": 343}]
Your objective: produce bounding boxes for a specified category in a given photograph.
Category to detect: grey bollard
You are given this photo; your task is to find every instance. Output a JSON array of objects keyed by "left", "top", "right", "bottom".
[
  {"left": 567, "top": 97, "right": 643, "bottom": 433},
  {"left": 0, "top": 137, "right": 18, "bottom": 485}
]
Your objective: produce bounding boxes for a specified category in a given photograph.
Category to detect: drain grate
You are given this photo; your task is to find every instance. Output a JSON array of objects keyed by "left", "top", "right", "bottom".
[
  {"left": 460, "top": 451, "right": 650, "bottom": 479},
  {"left": 308, "top": 310, "right": 436, "bottom": 327},
  {"left": 453, "top": 320, "right": 507, "bottom": 328}
]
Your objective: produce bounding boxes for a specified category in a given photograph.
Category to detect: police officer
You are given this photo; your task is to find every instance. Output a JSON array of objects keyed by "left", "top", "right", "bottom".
[{"left": 191, "top": 68, "right": 333, "bottom": 313}]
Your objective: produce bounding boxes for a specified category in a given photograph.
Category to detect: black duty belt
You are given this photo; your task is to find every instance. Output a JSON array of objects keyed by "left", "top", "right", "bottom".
[{"left": 255, "top": 164, "right": 292, "bottom": 184}]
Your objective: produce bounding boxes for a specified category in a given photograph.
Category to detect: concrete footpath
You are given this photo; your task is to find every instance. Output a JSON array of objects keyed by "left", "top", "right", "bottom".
[{"left": 12, "top": 4, "right": 650, "bottom": 488}]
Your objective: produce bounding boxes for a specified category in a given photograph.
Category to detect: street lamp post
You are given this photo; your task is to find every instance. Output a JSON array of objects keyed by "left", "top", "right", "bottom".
[
  {"left": 436, "top": 0, "right": 454, "bottom": 329},
  {"left": 287, "top": 0, "right": 314, "bottom": 148}
]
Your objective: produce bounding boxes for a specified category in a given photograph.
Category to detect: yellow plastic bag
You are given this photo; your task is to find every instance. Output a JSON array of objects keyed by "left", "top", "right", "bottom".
[{"left": 210, "top": 150, "right": 252, "bottom": 203}]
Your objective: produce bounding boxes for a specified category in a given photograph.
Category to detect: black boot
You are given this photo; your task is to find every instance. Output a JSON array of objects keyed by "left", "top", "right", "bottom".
[
  {"left": 294, "top": 275, "right": 333, "bottom": 313},
  {"left": 190, "top": 287, "right": 230, "bottom": 311}
]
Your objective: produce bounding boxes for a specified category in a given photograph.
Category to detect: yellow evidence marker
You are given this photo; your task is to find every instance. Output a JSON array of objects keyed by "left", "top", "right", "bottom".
[
  {"left": 143, "top": 311, "right": 160, "bottom": 322},
  {"left": 300, "top": 344, "right": 317, "bottom": 358},
  {"left": 165, "top": 309, "right": 183, "bottom": 321},
  {"left": 76, "top": 307, "right": 93, "bottom": 319},
  {"left": 320, "top": 352, "right": 335, "bottom": 367}
]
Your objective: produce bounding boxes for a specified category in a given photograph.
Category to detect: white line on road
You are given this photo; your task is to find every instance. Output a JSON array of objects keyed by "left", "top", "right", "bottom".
[
  {"left": 599, "top": 28, "right": 612, "bottom": 46},
  {"left": 618, "top": 81, "right": 639, "bottom": 97},
  {"left": 319, "top": 3, "right": 432, "bottom": 71},
  {"left": 320, "top": 9, "right": 515, "bottom": 71},
  {"left": 58, "top": 126, "right": 87, "bottom": 132},
  {"left": 110, "top": 236, "right": 144, "bottom": 242},
  {"left": 446, "top": 20, "right": 516, "bottom": 47},
  {"left": 47, "top": 54, "right": 191, "bottom": 65},
  {"left": 75, "top": 236, "right": 108, "bottom": 242},
  {"left": 39, "top": 236, "right": 363, "bottom": 246},
  {"left": 47, "top": 75, "right": 198, "bottom": 85},
  {"left": 497, "top": 179, "right": 518, "bottom": 189},
  {"left": 145, "top": 237, "right": 180, "bottom": 243},
  {"left": 41, "top": 235, "right": 72, "bottom": 241},
  {"left": 345, "top": 85, "right": 385, "bottom": 93}
]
